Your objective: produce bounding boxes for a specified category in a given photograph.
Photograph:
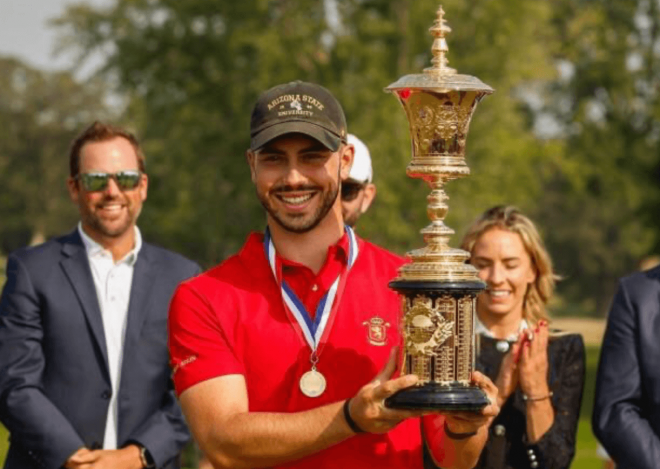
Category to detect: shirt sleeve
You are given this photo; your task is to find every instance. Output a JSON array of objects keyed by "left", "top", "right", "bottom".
[
  {"left": 523, "top": 334, "right": 585, "bottom": 469},
  {"left": 168, "top": 280, "right": 245, "bottom": 396},
  {"left": 593, "top": 279, "right": 660, "bottom": 467},
  {"left": 422, "top": 414, "right": 447, "bottom": 465}
]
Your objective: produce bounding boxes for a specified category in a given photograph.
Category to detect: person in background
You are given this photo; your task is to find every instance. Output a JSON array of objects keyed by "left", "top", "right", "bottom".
[
  {"left": 459, "top": 205, "right": 585, "bottom": 469},
  {"left": 591, "top": 259, "right": 660, "bottom": 469},
  {"left": 341, "top": 134, "right": 376, "bottom": 228},
  {"left": 168, "top": 80, "right": 500, "bottom": 469},
  {"left": 0, "top": 122, "right": 199, "bottom": 469},
  {"left": 593, "top": 256, "right": 660, "bottom": 468}
]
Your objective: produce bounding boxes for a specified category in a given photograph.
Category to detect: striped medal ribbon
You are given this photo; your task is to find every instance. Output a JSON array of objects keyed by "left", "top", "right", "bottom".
[{"left": 264, "top": 226, "right": 359, "bottom": 397}]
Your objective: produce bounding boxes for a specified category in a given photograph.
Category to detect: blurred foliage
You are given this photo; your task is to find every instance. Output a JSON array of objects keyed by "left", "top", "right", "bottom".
[
  {"left": 0, "top": 0, "right": 653, "bottom": 316},
  {"left": 538, "top": 0, "right": 660, "bottom": 314},
  {"left": 51, "top": 0, "right": 559, "bottom": 261},
  {"left": 0, "top": 56, "right": 112, "bottom": 252}
]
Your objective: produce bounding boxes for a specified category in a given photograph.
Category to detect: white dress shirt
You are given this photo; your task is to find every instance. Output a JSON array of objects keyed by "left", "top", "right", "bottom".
[{"left": 78, "top": 223, "right": 142, "bottom": 450}]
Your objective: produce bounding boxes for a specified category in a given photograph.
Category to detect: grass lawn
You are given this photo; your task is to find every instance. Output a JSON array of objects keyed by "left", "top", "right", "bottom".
[
  {"left": 0, "top": 346, "right": 606, "bottom": 468},
  {"left": 0, "top": 423, "right": 7, "bottom": 467},
  {"left": 572, "top": 345, "right": 604, "bottom": 468}
]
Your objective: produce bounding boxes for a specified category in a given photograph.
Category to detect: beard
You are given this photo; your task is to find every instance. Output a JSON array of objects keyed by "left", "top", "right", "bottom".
[
  {"left": 82, "top": 195, "right": 140, "bottom": 238},
  {"left": 342, "top": 208, "right": 360, "bottom": 228},
  {"left": 258, "top": 182, "right": 339, "bottom": 234}
]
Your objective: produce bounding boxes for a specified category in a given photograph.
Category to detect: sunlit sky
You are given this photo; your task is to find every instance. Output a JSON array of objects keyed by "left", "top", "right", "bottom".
[{"left": 0, "top": 0, "right": 112, "bottom": 73}]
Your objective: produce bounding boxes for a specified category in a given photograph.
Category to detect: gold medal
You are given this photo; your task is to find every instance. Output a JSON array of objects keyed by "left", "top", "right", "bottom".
[{"left": 299, "top": 369, "right": 326, "bottom": 397}]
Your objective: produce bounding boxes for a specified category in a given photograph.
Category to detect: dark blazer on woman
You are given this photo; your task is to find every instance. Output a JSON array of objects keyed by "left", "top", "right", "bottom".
[
  {"left": 593, "top": 266, "right": 660, "bottom": 468},
  {"left": 0, "top": 230, "right": 200, "bottom": 469},
  {"left": 473, "top": 332, "right": 585, "bottom": 469}
]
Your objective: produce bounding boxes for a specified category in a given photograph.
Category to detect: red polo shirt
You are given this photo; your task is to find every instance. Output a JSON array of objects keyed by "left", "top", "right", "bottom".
[
  {"left": 280, "top": 233, "right": 349, "bottom": 318},
  {"left": 168, "top": 232, "right": 424, "bottom": 468}
]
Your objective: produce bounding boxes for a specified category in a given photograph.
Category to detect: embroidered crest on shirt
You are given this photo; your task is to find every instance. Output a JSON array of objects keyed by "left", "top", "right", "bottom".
[{"left": 362, "top": 316, "right": 390, "bottom": 346}]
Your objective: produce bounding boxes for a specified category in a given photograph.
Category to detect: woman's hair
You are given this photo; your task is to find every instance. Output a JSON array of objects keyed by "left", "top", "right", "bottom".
[{"left": 460, "top": 205, "right": 559, "bottom": 325}]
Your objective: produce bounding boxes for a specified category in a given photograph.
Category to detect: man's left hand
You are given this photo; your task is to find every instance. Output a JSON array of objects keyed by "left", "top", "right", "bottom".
[{"left": 444, "top": 371, "right": 500, "bottom": 435}]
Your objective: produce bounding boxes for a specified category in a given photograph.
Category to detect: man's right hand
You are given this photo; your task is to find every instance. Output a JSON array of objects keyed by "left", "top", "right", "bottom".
[
  {"left": 64, "top": 445, "right": 144, "bottom": 469},
  {"left": 347, "top": 347, "right": 427, "bottom": 434}
]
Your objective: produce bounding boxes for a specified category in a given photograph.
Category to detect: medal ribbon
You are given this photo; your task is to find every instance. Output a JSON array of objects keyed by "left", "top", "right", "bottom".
[{"left": 264, "top": 226, "right": 359, "bottom": 353}]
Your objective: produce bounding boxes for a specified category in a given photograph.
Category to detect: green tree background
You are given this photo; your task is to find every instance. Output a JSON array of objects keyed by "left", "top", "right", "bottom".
[
  {"left": 0, "top": 57, "right": 112, "bottom": 252},
  {"left": 3, "top": 0, "right": 660, "bottom": 319}
]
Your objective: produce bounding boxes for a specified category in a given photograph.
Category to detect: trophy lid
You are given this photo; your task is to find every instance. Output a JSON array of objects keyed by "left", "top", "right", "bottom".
[{"left": 386, "top": 6, "right": 493, "bottom": 94}]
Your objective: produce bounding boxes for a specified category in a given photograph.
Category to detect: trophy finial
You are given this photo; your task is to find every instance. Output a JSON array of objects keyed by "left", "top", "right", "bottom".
[{"left": 426, "top": 5, "right": 456, "bottom": 75}]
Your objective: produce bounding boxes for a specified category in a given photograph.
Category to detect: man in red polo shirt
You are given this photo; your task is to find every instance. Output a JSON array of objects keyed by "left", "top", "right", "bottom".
[{"left": 168, "top": 81, "right": 499, "bottom": 469}]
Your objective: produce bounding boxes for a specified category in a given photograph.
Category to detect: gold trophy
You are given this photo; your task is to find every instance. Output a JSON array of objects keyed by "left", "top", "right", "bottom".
[{"left": 384, "top": 6, "right": 494, "bottom": 411}]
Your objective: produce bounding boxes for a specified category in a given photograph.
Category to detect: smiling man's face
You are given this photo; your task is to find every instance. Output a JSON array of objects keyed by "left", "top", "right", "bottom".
[
  {"left": 248, "top": 133, "right": 351, "bottom": 234},
  {"left": 68, "top": 136, "right": 148, "bottom": 244}
]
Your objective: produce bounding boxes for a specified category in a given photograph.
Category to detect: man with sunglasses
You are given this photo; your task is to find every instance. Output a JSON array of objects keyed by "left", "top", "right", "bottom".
[
  {"left": 168, "top": 81, "right": 499, "bottom": 469},
  {"left": 0, "top": 122, "right": 199, "bottom": 469},
  {"left": 341, "top": 134, "right": 377, "bottom": 228}
]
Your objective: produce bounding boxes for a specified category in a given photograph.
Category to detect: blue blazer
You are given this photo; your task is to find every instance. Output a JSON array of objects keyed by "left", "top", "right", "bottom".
[
  {"left": 0, "top": 230, "right": 200, "bottom": 469},
  {"left": 593, "top": 266, "right": 660, "bottom": 468}
]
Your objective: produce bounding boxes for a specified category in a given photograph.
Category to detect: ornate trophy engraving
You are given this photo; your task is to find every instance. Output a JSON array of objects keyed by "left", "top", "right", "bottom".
[{"left": 384, "top": 6, "right": 494, "bottom": 411}]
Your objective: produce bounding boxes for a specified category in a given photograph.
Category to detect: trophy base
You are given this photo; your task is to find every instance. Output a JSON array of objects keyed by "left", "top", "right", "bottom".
[{"left": 384, "top": 382, "right": 489, "bottom": 412}]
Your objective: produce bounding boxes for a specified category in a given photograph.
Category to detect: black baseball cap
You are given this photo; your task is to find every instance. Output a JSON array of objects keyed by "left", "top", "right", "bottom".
[{"left": 250, "top": 81, "right": 348, "bottom": 151}]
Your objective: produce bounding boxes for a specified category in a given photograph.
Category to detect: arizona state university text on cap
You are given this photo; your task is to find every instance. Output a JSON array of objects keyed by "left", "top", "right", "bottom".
[{"left": 250, "top": 81, "right": 348, "bottom": 151}]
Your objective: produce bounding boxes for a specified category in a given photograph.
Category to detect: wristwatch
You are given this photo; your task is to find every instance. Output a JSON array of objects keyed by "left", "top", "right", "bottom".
[{"left": 139, "top": 445, "right": 156, "bottom": 468}]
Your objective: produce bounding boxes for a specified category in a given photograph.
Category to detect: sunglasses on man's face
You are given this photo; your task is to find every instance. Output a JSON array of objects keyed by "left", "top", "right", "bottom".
[
  {"left": 341, "top": 181, "right": 366, "bottom": 202},
  {"left": 76, "top": 170, "right": 143, "bottom": 192}
]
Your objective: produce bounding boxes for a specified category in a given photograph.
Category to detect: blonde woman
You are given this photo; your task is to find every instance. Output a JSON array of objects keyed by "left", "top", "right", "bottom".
[{"left": 460, "top": 206, "right": 585, "bottom": 469}]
